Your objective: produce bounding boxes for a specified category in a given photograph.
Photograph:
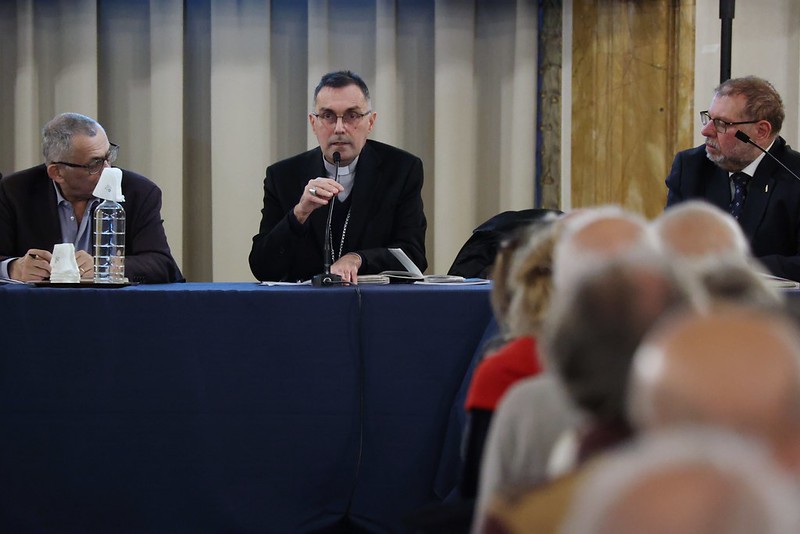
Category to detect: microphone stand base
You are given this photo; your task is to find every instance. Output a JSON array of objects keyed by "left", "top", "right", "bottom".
[{"left": 311, "top": 273, "right": 344, "bottom": 287}]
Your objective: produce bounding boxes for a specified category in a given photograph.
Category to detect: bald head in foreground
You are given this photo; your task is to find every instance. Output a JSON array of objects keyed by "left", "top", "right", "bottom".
[
  {"left": 653, "top": 200, "right": 783, "bottom": 308},
  {"left": 553, "top": 206, "right": 657, "bottom": 291},
  {"left": 655, "top": 200, "right": 750, "bottom": 261},
  {"left": 629, "top": 304, "right": 800, "bottom": 472},
  {"left": 564, "top": 427, "right": 800, "bottom": 534}
]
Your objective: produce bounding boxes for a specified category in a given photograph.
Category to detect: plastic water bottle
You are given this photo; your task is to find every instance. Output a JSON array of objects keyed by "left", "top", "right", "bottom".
[{"left": 93, "top": 199, "right": 126, "bottom": 282}]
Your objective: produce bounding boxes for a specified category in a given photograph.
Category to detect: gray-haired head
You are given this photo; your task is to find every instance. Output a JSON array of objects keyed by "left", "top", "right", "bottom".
[
  {"left": 553, "top": 206, "right": 658, "bottom": 291},
  {"left": 653, "top": 201, "right": 783, "bottom": 308},
  {"left": 715, "top": 76, "right": 785, "bottom": 136},
  {"left": 41, "top": 112, "right": 103, "bottom": 164},
  {"left": 695, "top": 261, "right": 784, "bottom": 310},
  {"left": 628, "top": 304, "right": 800, "bottom": 472},
  {"left": 654, "top": 200, "right": 750, "bottom": 263},
  {"left": 564, "top": 426, "right": 800, "bottom": 534}
]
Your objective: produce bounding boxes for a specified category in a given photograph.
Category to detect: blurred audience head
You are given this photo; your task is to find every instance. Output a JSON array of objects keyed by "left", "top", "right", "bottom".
[
  {"left": 545, "top": 258, "right": 694, "bottom": 429},
  {"left": 653, "top": 201, "right": 783, "bottom": 309},
  {"left": 629, "top": 304, "right": 800, "bottom": 472},
  {"left": 489, "top": 216, "right": 559, "bottom": 335},
  {"left": 695, "top": 261, "right": 784, "bottom": 309},
  {"left": 553, "top": 206, "right": 657, "bottom": 291},
  {"left": 564, "top": 427, "right": 800, "bottom": 534},
  {"left": 655, "top": 200, "right": 750, "bottom": 262},
  {"left": 502, "top": 219, "right": 562, "bottom": 338}
]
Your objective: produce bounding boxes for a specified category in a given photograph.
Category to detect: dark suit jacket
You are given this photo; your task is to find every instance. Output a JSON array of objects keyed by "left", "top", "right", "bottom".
[
  {"left": 249, "top": 140, "right": 428, "bottom": 282},
  {"left": 0, "top": 164, "right": 183, "bottom": 283},
  {"left": 665, "top": 137, "right": 800, "bottom": 281}
]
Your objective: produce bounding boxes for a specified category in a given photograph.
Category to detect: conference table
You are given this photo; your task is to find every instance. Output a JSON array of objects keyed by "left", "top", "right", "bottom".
[{"left": 0, "top": 282, "right": 495, "bottom": 532}]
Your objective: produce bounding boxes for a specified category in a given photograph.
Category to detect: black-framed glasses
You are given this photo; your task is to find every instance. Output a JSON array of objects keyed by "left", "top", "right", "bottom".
[
  {"left": 700, "top": 111, "right": 759, "bottom": 134},
  {"left": 53, "top": 143, "right": 120, "bottom": 175},
  {"left": 312, "top": 110, "right": 372, "bottom": 127}
]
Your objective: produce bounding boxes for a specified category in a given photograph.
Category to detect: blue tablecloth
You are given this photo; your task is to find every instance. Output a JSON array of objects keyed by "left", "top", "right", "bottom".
[{"left": 0, "top": 282, "right": 494, "bottom": 532}]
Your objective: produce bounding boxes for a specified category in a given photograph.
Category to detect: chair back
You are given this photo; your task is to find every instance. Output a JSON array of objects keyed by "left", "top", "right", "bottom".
[{"left": 447, "top": 208, "right": 562, "bottom": 278}]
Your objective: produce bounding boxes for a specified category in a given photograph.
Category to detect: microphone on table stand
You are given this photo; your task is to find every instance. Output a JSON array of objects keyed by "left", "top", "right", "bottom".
[
  {"left": 312, "top": 151, "right": 345, "bottom": 287},
  {"left": 734, "top": 130, "right": 800, "bottom": 183}
]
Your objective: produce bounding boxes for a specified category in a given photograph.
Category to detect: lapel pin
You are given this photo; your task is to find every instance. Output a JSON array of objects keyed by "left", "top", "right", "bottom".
[{"left": 765, "top": 184, "right": 769, "bottom": 193}]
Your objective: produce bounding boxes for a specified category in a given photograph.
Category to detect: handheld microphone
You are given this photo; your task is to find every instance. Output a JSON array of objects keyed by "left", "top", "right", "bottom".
[
  {"left": 312, "top": 151, "right": 345, "bottom": 287},
  {"left": 734, "top": 130, "right": 800, "bottom": 183}
]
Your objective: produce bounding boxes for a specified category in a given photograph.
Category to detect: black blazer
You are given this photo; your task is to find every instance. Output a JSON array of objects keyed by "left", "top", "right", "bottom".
[
  {"left": 0, "top": 164, "right": 183, "bottom": 283},
  {"left": 249, "top": 140, "right": 428, "bottom": 282},
  {"left": 665, "top": 136, "right": 800, "bottom": 281}
]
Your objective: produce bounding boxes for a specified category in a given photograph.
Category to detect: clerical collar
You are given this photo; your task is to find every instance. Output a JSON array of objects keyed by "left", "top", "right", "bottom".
[{"left": 323, "top": 155, "right": 358, "bottom": 201}]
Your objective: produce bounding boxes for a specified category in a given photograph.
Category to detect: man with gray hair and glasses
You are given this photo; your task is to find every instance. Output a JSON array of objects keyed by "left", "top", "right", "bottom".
[
  {"left": 665, "top": 76, "right": 800, "bottom": 281},
  {"left": 249, "top": 70, "right": 427, "bottom": 284},
  {"left": 0, "top": 112, "right": 183, "bottom": 283}
]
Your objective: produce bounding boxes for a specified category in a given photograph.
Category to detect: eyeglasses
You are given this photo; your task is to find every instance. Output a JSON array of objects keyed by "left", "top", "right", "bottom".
[
  {"left": 53, "top": 143, "right": 120, "bottom": 175},
  {"left": 699, "top": 111, "right": 759, "bottom": 134},
  {"left": 312, "top": 110, "right": 372, "bottom": 127}
]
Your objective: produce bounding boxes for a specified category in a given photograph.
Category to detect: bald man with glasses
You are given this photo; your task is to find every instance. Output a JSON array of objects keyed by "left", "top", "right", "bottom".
[
  {"left": 0, "top": 112, "right": 183, "bottom": 283},
  {"left": 665, "top": 76, "right": 800, "bottom": 282},
  {"left": 249, "top": 70, "right": 427, "bottom": 284}
]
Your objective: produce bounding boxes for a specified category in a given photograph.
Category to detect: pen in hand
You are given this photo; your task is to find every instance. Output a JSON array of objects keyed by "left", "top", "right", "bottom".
[{"left": 24, "top": 251, "right": 53, "bottom": 281}]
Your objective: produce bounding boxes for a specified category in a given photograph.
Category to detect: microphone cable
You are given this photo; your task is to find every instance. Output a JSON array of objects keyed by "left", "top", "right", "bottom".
[
  {"left": 734, "top": 130, "right": 800, "bottom": 183},
  {"left": 344, "top": 283, "right": 366, "bottom": 519}
]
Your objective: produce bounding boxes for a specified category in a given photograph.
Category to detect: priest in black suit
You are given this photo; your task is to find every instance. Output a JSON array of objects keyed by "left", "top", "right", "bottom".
[
  {"left": 249, "top": 71, "right": 427, "bottom": 283},
  {"left": 666, "top": 76, "right": 800, "bottom": 281},
  {"left": 0, "top": 112, "right": 183, "bottom": 284}
]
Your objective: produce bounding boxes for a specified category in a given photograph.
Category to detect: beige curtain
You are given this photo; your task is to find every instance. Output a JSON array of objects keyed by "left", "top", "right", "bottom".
[{"left": 0, "top": 0, "right": 539, "bottom": 281}]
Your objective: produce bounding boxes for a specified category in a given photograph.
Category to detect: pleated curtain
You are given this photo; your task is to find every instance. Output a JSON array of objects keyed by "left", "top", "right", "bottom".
[{"left": 0, "top": 0, "right": 539, "bottom": 281}]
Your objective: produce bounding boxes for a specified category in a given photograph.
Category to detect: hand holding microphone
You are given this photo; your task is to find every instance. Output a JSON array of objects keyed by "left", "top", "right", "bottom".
[
  {"left": 312, "top": 151, "right": 345, "bottom": 286},
  {"left": 306, "top": 179, "right": 343, "bottom": 201},
  {"left": 294, "top": 155, "right": 345, "bottom": 224}
]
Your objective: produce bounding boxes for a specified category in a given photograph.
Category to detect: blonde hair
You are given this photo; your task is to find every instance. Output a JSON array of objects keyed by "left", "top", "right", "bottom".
[{"left": 506, "top": 220, "right": 562, "bottom": 337}]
